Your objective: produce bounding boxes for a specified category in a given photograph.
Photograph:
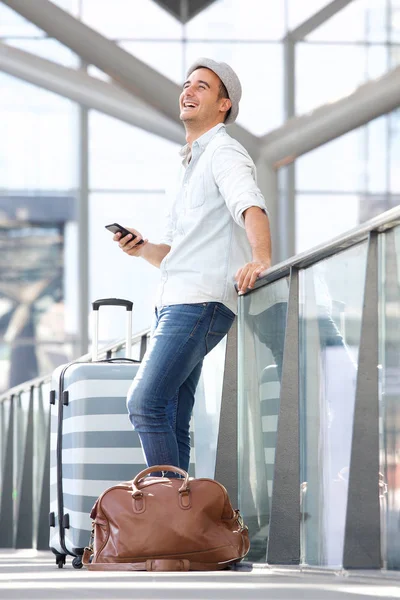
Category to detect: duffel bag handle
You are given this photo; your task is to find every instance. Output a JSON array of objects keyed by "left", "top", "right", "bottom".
[{"left": 132, "top": 465, "right": 190, "bottom": 495}]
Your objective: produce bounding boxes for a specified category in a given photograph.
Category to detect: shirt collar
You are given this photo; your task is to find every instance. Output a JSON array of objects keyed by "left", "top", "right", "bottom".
[{"left": 179, "top": 123, "right": 225, "bottom": 164}]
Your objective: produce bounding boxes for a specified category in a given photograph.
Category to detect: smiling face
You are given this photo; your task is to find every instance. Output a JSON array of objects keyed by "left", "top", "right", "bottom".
[{"left": 179, "top": 67, "right": 232, "bottom": 130}]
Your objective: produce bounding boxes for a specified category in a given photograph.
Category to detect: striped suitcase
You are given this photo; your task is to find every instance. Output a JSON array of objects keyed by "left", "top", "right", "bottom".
[{"left": 49, "top": 298, "right": 144, "bottom": 568}]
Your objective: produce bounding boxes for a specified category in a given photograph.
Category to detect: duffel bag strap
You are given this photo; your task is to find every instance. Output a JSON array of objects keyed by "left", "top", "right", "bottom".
[{"left": 83, "top": 554, "right": 236, "bottom": 572}]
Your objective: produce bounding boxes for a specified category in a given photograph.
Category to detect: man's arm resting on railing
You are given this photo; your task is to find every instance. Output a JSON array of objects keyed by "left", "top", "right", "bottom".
[
  {"left": 113, "top": 228, "right": 171, "bottom": 268},
  {"left": 236, "top": 206, "right": 272, "bottom": 295}
]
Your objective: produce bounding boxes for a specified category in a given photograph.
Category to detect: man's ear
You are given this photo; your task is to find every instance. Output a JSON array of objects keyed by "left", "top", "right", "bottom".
[{"left": 220, "top": 98, "right": 232, "bottom": 116}]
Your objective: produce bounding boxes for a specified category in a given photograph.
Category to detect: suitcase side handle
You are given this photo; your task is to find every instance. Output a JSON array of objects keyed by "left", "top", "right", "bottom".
[
  {"left": 92, "top": 298, "right": 133, "bottom": 311},
  {"left": 92, "top": 298, "right": 133, "bottom": 362}
]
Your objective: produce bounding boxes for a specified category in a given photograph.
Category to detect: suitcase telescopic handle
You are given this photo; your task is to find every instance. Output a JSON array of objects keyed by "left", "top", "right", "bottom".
[
  {"left": 92, "top": 298, "right": 133, "bottom": 311},
  {"left": 92, "top": 298, "right": 133, "bottom": 362}
]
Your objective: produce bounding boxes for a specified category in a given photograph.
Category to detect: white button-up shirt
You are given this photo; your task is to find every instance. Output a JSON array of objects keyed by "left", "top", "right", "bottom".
[{"left": 156, "top": 123, "right": 268, "bottom": 315}]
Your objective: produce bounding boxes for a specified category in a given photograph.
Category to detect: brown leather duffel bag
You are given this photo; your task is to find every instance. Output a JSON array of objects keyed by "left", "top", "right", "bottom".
[{"left": 83, "top": 465, "right": 250, "bottom": 571}]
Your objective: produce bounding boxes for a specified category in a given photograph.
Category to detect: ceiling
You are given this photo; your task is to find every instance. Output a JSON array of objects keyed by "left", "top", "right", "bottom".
[{"left": 152, "top": 0, "right": 216, "bottom": 23}]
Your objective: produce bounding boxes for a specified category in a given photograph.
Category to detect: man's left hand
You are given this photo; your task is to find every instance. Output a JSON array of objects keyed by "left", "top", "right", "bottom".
[{"left": 235, "top": 261, "right": 270, "bottom": 295}]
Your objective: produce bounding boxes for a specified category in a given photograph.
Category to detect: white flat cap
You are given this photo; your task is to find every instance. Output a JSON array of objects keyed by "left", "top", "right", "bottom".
[{"left": 186, "top": 57, "right": 242, "bottom": 125}]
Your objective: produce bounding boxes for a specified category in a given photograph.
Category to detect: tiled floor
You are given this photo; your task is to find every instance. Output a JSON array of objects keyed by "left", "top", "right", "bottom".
[{"left": 1, "top": 550, "right": 400, "bottom": 600}]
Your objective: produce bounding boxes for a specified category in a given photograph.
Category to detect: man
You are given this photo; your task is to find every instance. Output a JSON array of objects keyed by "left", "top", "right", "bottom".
[{"left": 114, "top": 58, "right": 271, "bottom": 475}]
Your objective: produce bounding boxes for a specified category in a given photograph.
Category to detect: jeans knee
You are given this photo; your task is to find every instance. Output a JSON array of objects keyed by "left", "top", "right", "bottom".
[
  {"left": 127, "top": 386, "right": 147, "bottom": 430},
  {"left": 127, "top": 384, "right": 169, "bottom": 433}
]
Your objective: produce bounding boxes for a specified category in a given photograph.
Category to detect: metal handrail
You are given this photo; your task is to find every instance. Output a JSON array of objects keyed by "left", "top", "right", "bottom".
[
  {"left": 248, "top": 204, "right": 400, "bottom": 293},
  {"left": 0, "top": 327, "right": 150, "bottom": 404}
]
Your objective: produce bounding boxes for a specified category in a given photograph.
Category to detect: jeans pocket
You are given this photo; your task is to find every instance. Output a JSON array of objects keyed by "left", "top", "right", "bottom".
[{"left": 205, "top": 304, "right": 235, "bottom": 354}]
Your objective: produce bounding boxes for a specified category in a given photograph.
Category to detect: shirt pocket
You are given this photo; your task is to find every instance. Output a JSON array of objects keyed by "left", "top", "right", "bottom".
[{"left": 186, "top": 173, "right": 205, "bottom": 209}]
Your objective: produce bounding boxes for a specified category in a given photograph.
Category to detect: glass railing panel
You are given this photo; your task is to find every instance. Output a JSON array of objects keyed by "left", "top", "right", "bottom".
[
  {"left": 299, "top": 242, "right": 368, "bottom": 567},
  {"left": 238, "top": 277, "right": 290, "bottom": 562},
  {"left": 32, "top": 382, "right": 50, "bottom": 548},
  {"left": 379, "top": 226, "right": 400, "bottom": 570},
  {"left": 0, "top": 397, "right": 11, "bottom": 500},
  {"left": 13, "top": 389, "right": 31, "bottom": 531},
  {"left": 193, "top": 337, "right": 227, "bottom": 478}
]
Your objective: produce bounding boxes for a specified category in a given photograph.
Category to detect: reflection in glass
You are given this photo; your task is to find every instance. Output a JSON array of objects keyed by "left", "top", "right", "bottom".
[
  {"left": 379, "top": 226, "right": 400, "bottom": 569},
  {"left": 238, "top": 278, "right": 289, "bottom": 561},
  {"left": 299, "top": 244, "right": 367, "bottom": 566}
]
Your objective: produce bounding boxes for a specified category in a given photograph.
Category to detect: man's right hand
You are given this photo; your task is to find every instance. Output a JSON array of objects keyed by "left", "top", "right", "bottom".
[{"left": 113, "top": 227, "right": 148, "bottom": 257}]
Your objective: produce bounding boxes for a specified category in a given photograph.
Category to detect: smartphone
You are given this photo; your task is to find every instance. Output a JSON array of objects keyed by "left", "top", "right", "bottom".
[{"left": 105, "top": 223, "right": 144, "bottom": 245}]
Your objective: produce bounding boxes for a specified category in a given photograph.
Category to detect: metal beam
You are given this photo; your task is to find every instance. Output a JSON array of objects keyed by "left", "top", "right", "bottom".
[
  {"left": 343, "top": 231, "right": 381, "bottom": 569},
  {"left": 215, "top": 320, "right": 238, "bottom": 507},
  {"left": 77, "top": 72, "right": 89, "bottom": 357},
  {"left": 15, "top": 388, "right": 34, "bottom": 548},
  {"left": 1, "top": 0, "right": 259, "bottom": 157},
  {"left": 289, "top": 0, "right": 356, "bottom": 41},
  {"left": 0, "top": 399, "right": 14, "bottom": 547},
  {"left": 267, "top": 267, "right": 300, "bottom": 565},
  {"left": 0, "top": 42, "right": 185, "bottom": 145},
  {"left": 261, "top": 65, "right": 400, "bottom": 167},
  {"left": 279, "top": 37, "right": 296, "bottom": 262},
  {"left": 255, "top": 159, "right": 279, "bottom": 263}
]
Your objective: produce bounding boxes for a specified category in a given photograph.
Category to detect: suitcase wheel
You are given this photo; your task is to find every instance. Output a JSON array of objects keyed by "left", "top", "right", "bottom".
[
  {"left": 55, "top": 554, "right": 66, "bottom": 568},
  {"left": 72, "top": 556, "right": 83, "bottom": 569}
]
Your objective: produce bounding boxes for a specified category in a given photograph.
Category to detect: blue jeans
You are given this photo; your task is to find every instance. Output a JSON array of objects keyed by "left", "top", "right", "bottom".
[{"left": 127, "top": 302, "right": 235, "bottom": 476}]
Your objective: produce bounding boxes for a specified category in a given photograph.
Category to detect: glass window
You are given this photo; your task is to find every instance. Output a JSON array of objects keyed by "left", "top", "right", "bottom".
[
  {"left": 379, "top": 226, "right": 400, "bottom": 570},
  {"left": 296, "top": 194, "right": 360, "bottom": 254},
  {"left": 185, "top": 43, "right": 283, "bottom": 136},
  {"left": 120, "top": 41, "right": 184, "bottom": 84},
  {"left": 367, "top": 45, "right": 389, "bottom": 79},
  {"left": 307, "top": 0, "right": 388, "bottom": 43},
  {"left": 89, "top": 111, "right": 181, "bottom": 191},
  {"left": 5, "top": 38, "right": 79, "bottom": 68},
  {"left": 296, "top": 43, "right": 366, "bottom": 115},
  {"left": 391, "top": 0, "right": 400, "bottom": 41},
  {"left": 186, "top": 0, "right": 285, "bottom": 41},
  {"left": 287, "top": 0, "right": 332, "bottom": 31},
  {"left": 389, "top": 111, "right": 400, "bottom": 192},
  {"left": 81, "top": 0, "right": 182, "bottom": 39},
  {"left": 390, "top": 44, "right": 400, "bottom": 67},
  {"left": 0, "top": 73, "right": 78, "bottom": 191},
  {"left": 296, "top": 129, "right": 365, "bottom": 193},
  {"left": 0, "top": 224, "right": 67, "bottom": 392},
  {"left": 299, "top": 243, "right": 368, "bottom": 566},
  {"left": 0, "top": 4, "right": 44, "bottom": 37},
  {"left": 89, "top": 192, "right": 167, "bottom": 343},
  {"left": 366, "top": 116, "right": 389, "bottom": 194},
  {"left": 238, "top": 278, "right": 290, "bottom": 562}
]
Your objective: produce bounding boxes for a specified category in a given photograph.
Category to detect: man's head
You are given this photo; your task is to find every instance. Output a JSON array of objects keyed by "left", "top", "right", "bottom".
[{"left": 180, "top": 58, "right": 242, "bottom": 130}]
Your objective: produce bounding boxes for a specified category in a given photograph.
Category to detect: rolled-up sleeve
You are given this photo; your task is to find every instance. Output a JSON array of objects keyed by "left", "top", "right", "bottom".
[{"left": 211, "top": 144, "right": 268, "bottom": 228}]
